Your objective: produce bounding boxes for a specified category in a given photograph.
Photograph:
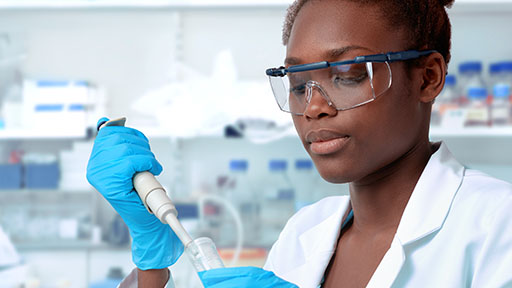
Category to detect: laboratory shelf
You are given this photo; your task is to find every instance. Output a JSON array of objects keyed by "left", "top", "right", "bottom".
[
  {"left": 0, "top": 189, "right": 93, "bottom": 199},
  {"left": 429, "top": 127, "right": 512, "bottom": 138},
  {"left": 14, "top": 240, "right": 130, "bottom": 251},
  {"left": 0, "top": 128, "right": 88, "bottom": 140}
]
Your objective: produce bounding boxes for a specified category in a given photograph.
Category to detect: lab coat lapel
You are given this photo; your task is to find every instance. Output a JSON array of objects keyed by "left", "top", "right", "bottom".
[
  {"left": 366, "top": 237, "right": 405, "bottom": 288},
  {"left": 299, "top": 197, "right": 350, "bottom": 258},
  {"left": 395, "top": 143, "right": 464, "bottom": 245},
  {"left": 368, "top": 143, "right": 465, "bottom": 287},
  {"left": 286, "top": 197, "right": 351, "bottom": 288}
]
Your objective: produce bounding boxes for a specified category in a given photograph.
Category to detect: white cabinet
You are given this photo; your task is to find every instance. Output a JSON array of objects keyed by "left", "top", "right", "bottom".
[{"left": 18, "top": 247, "right": 132, "bottom": 288}]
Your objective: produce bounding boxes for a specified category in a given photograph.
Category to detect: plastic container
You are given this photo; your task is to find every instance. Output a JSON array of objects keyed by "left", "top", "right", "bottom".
[
  {"left": 24, "top": 163, "right": 60, "bottom": 189},
  {"left": 260, "top": 159, "right": 295, "bottom": 247},
  {"left": 185, "top": 237, "right": 224, "bottom": 272},
  {"left": 291, "top": 159, "right": 318, "bottom": 211},
  {"left": 490, "top": 62, "right": 512, "bottom": 126},
  {"left": 0, "top": 164, "right": 22, "bottom": 189},
  {"left": 432, "top": 75, "right": 458, "bottom": 126},
  {"left": 458, "top": 61, "right": 487, "bottom": 105},
  {"left": 465, "top": 87, "right": 490, "bottom": 126}
]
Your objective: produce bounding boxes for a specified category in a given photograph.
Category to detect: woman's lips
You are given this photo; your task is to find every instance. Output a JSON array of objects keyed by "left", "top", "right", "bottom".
[
  {"left": 310, "top": 137, "right": 350, "bottom": 155},
  {"left": 306, "top": 129, "right": 350, "bottom": 155}
]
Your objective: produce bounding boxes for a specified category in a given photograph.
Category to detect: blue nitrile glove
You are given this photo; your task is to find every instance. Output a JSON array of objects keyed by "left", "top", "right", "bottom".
[
  {"left": 86, "top": 117, "right": 183, "bottom": 270},
  {"left": 198, "top": 266, "right": 298, "bottom": 288}
]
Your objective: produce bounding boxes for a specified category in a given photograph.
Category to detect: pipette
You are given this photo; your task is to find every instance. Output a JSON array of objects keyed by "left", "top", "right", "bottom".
[{"left": 98, "top": 117, "right": 224, "bottom": 272}]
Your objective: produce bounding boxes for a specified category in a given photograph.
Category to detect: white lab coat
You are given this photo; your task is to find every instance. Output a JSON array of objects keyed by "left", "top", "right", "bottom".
[{"left": 263, "top": 143, "right": 512, "bottom": 288}]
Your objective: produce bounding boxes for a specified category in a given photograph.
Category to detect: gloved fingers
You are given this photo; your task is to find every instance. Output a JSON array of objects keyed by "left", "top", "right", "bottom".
[
  {"left": 87, "top": 148, "right": 161, "bottom": 201},
  {"left": 132, "top": 225, "right": 185, "bottom": 269},
  {"left": 97, "top": 125, "right": 150, "bottom": 143},
  {"left": 198, "top": 267, "right": 263, "bottom": 286},
  {"left": 107, "top": 187, "right": 148, "bottom": 211},
  {"left": 91, "top": 143, "right": 157, "bottom": 164},
  {"left": 199, "top": 277, "right": 252, "bottom": 288},
  {"left": 124, "top": 154, "right": 163, "bottom": 177},
  {"left": 96, "top": 117, "right": 110, "bottom": 130},
  {"left": 198, "top": 267, "right": 299, "bottom": 288},
  {"left": 200, "top": 266, "right": 265, "bottom": 278},
  {"left": 94, "top": 132, "right": 151, "bottom": 152},
  {"left": 200, "top": 277, "right": 298, "bottom": 288}
]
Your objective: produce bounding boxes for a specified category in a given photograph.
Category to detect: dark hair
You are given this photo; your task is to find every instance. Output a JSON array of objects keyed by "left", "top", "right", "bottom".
[{"left": 282, "top": 0, "right": 454, "bottom": 65}]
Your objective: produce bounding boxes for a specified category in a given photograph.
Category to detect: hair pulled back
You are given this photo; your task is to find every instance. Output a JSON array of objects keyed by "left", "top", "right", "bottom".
[{"left": 282, "top": 0, "right": 455, "bottom": 64}]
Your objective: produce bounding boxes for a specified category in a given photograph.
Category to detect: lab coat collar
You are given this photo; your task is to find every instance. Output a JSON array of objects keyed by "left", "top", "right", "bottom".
[
  {"left": 368, "top": 142, "right": 465, "bottom": 287},
  {"left": 290, "top": 143, "right": 464, "bottom": 287},
  {"left": 297, "top": 142, "right": 464, "bottom": 256},
  {"left": 299, "top": 197, "right": 351, "bottom": 258},
  {"left": 295, "top": 197, "right": 350, "bottom": 287},
  {"left": 395, "top": 142, "right": 465, "bottom": 245}
]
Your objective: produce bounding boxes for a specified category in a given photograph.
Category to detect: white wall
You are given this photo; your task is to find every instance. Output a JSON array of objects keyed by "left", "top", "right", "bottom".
[{"left": 0, "top": 10, "right": 180, "bottom": 124}]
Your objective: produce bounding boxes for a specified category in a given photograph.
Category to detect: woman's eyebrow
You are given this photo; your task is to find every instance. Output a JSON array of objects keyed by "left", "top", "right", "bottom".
[
  {"left": 326, "top": 45, "right": 371, "bottom": 60},
  {"left": 284, "top": 45, "right": 371, "bottom": 66},
  {"left": 284, "top": 57, "right": 301, "bottom": 66}
]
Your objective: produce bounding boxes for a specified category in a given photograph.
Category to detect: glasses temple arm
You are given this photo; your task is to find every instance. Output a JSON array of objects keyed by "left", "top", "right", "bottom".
[{"left": 355, "top": 50, "right": 438, "bottom": 63}]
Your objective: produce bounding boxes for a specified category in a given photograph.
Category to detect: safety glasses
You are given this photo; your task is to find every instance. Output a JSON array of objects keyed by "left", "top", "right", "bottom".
[{"left": 265, "top": 50, "right": 437, "bottom": 115}]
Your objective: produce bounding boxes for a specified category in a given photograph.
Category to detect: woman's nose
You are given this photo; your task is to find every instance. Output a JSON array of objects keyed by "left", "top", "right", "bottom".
[{"left": 303, "top": 84, "right": 338, "bottom": 119}]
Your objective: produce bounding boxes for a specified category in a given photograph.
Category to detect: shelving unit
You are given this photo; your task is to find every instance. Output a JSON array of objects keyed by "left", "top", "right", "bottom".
[
  {"left": 15, "top": 240, "right": 129, "bottom": 251},
  {"left": 430, "top": 127, "right": 512, "bottom": 138},
  {"left": 0, "top": 128, "right": 89, "bottom": 140},
  {"left": 0, "top": 189, "right": 99, "bottom": 250}
]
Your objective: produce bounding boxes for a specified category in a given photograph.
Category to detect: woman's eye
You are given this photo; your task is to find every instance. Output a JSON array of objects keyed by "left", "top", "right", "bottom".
[
  {"left": 332, "top": 72, "right": 368, "bottom": 86},
  {"left": 290, "top": 83, "right": 306, "bottom": 95}
]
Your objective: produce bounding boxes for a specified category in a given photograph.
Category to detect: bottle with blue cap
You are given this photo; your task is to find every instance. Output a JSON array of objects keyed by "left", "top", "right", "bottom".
[
  {"left": 490, "top": 62, "right": 512, "bottom": 125},
  {"left": 458, "top": 61, "right": 487, "bottom": 105},
  {"left": 431, "top": 74, "right": 458, "bottom": 126},
  {"left": 458, "top": 61, "right": 489, "bottom": 126},
  {"left": 465, "top": 86, "right": 490, "bottom": 127},
  {"left": 260, "top": 159, "right": 295, "bottom": 247}
]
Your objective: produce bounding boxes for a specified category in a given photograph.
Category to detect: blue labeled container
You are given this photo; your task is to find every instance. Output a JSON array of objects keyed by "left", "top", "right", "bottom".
[
  {"left": 25, "top": 163, "right": 60, "bottom": 189},
  {"left": 0, "top": 164, "right": 23, "bottom": 189}
]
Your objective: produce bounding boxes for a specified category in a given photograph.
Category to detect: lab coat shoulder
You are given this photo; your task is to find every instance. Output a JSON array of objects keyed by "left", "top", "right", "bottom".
[
  {"left": 458, "top": 170, "right": 512, "bottom": 287},
  {"left": 264, "top": 195, "right": 350, "bottom": 287},
  {"left": 394, "top": 166, "right": 512, "bottom": 288},
  {"left": 454, "top": 168, "right": 512, "bottom": 238}
]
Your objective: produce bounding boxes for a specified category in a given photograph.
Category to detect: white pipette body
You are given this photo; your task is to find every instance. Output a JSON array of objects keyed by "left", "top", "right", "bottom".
[{"left": 133, "top": 172, "right": 194, "bottom": 246}]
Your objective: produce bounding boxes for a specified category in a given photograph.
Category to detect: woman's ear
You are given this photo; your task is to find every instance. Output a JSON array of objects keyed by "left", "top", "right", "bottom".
[{"left": 419, "top": 53, "right": 447, "bottom": 103}]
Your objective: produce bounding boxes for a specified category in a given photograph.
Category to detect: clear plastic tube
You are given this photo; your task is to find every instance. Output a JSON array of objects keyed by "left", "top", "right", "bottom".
[{"left": 185, "top": 237, "right": 225, "bottom": 272}]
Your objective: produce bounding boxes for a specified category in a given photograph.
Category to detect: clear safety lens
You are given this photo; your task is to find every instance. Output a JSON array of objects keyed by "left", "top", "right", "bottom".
[{"left": 269, "top": 62, "right": 392, "bottom": 115}]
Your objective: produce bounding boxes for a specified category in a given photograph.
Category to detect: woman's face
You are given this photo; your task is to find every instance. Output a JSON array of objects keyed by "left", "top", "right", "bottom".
[{"left": 288, "top": 0, "right": 428, "bottom": 184}]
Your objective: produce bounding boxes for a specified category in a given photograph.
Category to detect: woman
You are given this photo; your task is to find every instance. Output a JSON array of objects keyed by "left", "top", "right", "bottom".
[{"left": 87, "top": 0, "right": 512, "bottom": 287}]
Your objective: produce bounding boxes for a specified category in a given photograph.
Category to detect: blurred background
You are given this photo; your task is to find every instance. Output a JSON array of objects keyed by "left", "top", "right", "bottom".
[{"left": 0, "top": 0, "right": 512, "bottom": 287}]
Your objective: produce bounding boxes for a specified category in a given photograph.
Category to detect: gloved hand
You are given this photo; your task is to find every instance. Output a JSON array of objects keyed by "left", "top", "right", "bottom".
[
  {"left": 87, "top": 117, "right": 183, "bottom": 270},
  {"left": 198, "top": 266, "right": 298, "bottom": 288}
]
